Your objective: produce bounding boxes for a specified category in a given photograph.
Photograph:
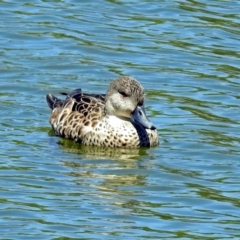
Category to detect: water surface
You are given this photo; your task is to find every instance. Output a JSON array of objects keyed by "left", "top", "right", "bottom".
[{"left": 0, "top": 0, "right": 240, "bottom": 239}]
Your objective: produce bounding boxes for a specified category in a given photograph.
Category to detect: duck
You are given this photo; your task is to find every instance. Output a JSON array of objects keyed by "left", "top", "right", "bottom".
[{"left": 46, "top": 76, "right": 159, "bottom": 148}]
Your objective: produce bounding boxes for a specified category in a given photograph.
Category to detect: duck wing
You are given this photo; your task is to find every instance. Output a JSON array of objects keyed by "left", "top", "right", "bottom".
[{"left": 46, "top": 89, "right": 105, "bottom": 140}]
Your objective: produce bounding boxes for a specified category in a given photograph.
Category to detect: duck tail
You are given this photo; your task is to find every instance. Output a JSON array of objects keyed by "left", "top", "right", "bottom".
[{"left": 46, "top": 93, "right": 61, "bottom": 110}]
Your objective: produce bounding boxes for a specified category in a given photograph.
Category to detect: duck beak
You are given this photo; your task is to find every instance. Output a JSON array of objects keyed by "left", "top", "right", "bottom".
[{"left": 131, "top": 105, "right": 156, "bottom": 130}]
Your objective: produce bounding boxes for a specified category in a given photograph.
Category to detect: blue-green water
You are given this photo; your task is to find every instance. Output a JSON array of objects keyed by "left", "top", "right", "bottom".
[{"left": 1, "top": 0, "right": 240, "bottom": 239}]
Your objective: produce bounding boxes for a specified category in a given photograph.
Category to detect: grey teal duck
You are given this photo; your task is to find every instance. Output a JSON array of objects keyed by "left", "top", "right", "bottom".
[{"left": 46, "top": 76, "right": 159, "bottom": 148}]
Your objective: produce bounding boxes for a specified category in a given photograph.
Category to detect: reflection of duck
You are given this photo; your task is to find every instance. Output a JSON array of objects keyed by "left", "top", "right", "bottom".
[
  {"left": 57, "top": 138, "right": 148, "bottom": 160},
  {"left": 46, "top": 76, "right": 159, "bottom": 148}
]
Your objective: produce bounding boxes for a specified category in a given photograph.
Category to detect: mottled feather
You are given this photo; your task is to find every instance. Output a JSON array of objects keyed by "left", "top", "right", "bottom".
[{"left": 46, "top": 76, "right": 159, "bottom": 148}]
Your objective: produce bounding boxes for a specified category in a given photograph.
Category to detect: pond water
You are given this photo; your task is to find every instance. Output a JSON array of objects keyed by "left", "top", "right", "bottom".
[{"left": 1, "top": 0, "right": 240, "bottom": 239}]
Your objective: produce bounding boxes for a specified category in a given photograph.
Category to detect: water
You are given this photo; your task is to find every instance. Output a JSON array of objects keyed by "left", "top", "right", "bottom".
[{"left": 1, "top": 0, "right": 240, "bottom": 239}]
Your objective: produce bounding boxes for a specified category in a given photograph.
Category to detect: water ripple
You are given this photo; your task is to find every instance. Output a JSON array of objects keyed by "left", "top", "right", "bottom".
[{"left": 0, "top": 0, "right": 240, "bottom": 239}]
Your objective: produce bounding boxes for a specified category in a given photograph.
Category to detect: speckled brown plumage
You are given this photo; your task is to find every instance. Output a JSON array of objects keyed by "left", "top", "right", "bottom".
[{"left": 46, "top": 76, "right": 159, "bottom": 148}]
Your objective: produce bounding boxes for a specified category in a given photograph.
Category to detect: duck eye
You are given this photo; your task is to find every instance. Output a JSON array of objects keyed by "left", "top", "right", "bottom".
[{"left": 119, "top": 91, "right": 128, "bottom": 98}]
